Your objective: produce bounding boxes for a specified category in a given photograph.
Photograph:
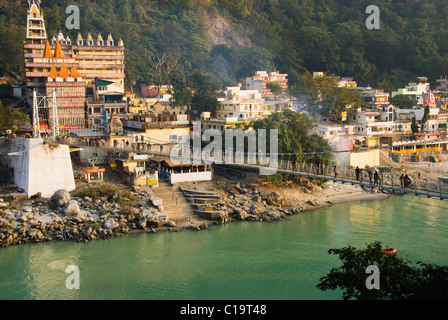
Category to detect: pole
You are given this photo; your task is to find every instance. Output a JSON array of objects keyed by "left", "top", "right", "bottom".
[
  {"left": 32, "top": 89, "right": 40, "bottom": 139},
  {"left": 52, "top": 90, "right": 59, "bottom": 139}
]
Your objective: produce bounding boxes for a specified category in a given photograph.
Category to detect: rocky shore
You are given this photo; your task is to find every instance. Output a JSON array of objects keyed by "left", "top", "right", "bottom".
[
  {"left": 0, "top": 175, "right": 391, "bottom": 249},
  {"left": 190, "top": 176, "right": 391, "bottom": 225}
]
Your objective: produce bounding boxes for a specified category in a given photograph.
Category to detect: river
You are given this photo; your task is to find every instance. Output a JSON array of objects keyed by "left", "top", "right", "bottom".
[{"left": 1, "top": 194, "right": 447, "bottom": 300}]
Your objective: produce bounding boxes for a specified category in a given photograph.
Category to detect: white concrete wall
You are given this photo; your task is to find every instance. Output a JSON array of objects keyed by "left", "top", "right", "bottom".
[
  {"left": 168, "top": 171, "right": 212, "bottom": 184},
  {"left": 0, "top": 138, "right": 76, "bottom": 198}
]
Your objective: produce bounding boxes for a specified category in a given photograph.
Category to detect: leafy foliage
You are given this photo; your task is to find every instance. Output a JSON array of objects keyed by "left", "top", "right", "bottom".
[
  {"left": 317, "top": 241, "right": 448, "bottom": 300},
  {"left": 248, "top": 109, "right": 333, "bottom": 164},
  {"left": 0, "top": 101, "right": 29, "bottom": 133},
  {"left": 391, "top": 94, "right": 415, "bottom": 109},
  {"left": 1, "top": 0, "right": 448, "bottom": 96},
  {"left": 294, "top": 72, "right": 362, "bottom": 121}
]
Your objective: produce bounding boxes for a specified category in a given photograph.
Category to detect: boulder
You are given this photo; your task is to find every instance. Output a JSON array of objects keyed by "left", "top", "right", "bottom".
[
  {"left": 27, "top": 228, "right": 43, "bottom": 241},
  {"left": 235, "top": 209, "right": 248, "bottom": 221},
  {"left": 249, "top": 204, "right": 260, "bottom": 215},
  {"left": 83, "top": 226, "right": 93, "bottom": 238},
  {"left": 199, "top": 223, "right": 208, "bottom": 230},
  {"left": 266, "top": 192, "right": 286, "bottom": 207},
  {"left": 307, "top": 200, "right": 319, "bottom": 207},
  {"left": 65, "top": 200, "right": 81, "bottom": 217},
  {"left": 103, "top": 218, "right": 119, "bottom": 230},
  {"left": 51, "top": 190, "right": 71, "bottom": 207},
  {"left": 138, "top": 218, "right": 147, "bottom": 230},
  {"left": 166, "top": 221, "right": 177, "bottom": 228}
]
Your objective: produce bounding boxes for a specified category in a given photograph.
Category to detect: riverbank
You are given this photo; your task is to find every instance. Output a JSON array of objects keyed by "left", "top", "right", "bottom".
[{"left": 0, "top": 172, "right": 390, "bottom": 248}]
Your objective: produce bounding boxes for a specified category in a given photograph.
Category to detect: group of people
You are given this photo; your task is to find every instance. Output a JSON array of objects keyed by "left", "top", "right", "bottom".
[
  {"left": 399, "top": 174, "right": 413, "bottom": 188},
  {"left": 354, "top": 166, "right": 383, "bottom": 186}
]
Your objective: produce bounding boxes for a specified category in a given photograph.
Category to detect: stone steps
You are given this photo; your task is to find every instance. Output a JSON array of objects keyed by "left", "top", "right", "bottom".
[{"left": 150, "top": 180, "right": 197, "bottom": 221}]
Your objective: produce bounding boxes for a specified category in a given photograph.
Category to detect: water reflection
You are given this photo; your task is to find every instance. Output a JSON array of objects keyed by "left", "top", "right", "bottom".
[{"left": 0, "top": 195, "right": 447, "bottom": 300}]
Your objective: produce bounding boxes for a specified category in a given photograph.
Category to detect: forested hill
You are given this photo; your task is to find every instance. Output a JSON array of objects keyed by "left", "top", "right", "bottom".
[{"left": 1, "top": 0, "right": 448, "bottom": 93}]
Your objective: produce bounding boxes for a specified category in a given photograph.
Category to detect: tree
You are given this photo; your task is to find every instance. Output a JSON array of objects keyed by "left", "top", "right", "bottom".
[
  {"left": 0, "top": 102, "right": 29, "bottom": 134},
  {"left": 421, "top": 105, "right": 430, "bottom": 132},
  {"left": 391, "top": 94, "right": 415, "bottom": 109},
  {"left": 411, "top": 116, "right": 420, "bottom": 134},
  {"left": 171, "top": 88, "right": 193, "bottom": 113},
  {"left": 188, "top": 70, "right": 222, "bottom": 115},
  {"left": 266, "top": 82, "right": 283, "bottom": 95},
  {"left": 295, "top": 72, "right": 361, "bottom": 122},
  {"left": 317, "top": 241, "right": 448, "bottom": 300},
  {"left": 147, "top": 52, "right": 180, "bottom": 96},
  {"left": 247, "top": 109, "right": 333, "bottom": 165}
]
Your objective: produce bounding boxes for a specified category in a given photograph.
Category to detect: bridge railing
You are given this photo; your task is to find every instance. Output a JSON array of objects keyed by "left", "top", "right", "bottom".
[{"left": 48, "top": 138, "right": 448, "bottom": 198}]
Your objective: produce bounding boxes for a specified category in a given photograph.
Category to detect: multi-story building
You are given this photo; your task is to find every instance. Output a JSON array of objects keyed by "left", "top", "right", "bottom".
[
  {"left": 391, "top": 77, "right": 430, "bottom": 105},
  {"left": 360, "top": 88, "right": 390, "bottom": 109},
  {"left": 24, "top": 0, "right": 49, "bottom": 100},
  {"left": 216, "top": 86, "right": 265, "bottom": 120},
  {"left": 24, "top": 0, "right": 125, "bottom": 131},
  {"left": 245, "top": 71, "right": 288, "bottom": 98},
  {"left": 338, "top": 77, "right": 357, "bottom": 88},
  {"left": 45, "top": 60, "right": 86, "bottom": 129}
]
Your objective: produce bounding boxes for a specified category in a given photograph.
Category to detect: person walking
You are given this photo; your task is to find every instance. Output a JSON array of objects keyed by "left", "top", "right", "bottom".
[
  {"left": 400, "top": 174, "right": 404, "bottom": 188},
  {"left": 368, "top": 169, "right": 373, "bottom": 185},
  {"left": 355, "top": 166, "right": 360, "bottom": 181},
  {"left": 374, "top": 171, "right": 379, "bottom": 186},
  {"left": 334, "top": 166, "right": 338, "bottom": 178}
]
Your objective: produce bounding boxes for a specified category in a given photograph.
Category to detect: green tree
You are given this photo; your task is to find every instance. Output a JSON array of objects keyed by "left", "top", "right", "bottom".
[
  {"left": 391, "top": 94, "right": 415, "bottom": 109},
  {"left": 411, "top": 116, "right": 420, "bottom": 134},
  {"left": 172, "top": 88, "right": 193, "bottom": 113},
  {"left": 266, "top": 82, "right": 283, "bottom": 95},
  {"left": 421, "top": 105, "right": 430, "bottom": 132},
  {"left": 317, "top": 241, "right": 448, "bottom": 300},
  {"left": 295, "top": 72, "right": 361, "bottom": 122},
  {"left": 247, "top": 110, "right": 333, "bottom": 165},
  {"left": 0, "top": 102, "right": 29, "bottom": 134}
]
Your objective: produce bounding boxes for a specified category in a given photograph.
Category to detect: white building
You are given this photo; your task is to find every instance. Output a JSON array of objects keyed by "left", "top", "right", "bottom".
[
  {"left": 245, "top": 71, "right": 288, "bottom": 97},
  {"left": 391, "top": 78, "right": 430, "bottom": 105},
  {"left": 353, "top": 107, "right": 394, "bottom": 137},
  {"left": 216, "top": 86, "right": 264, "bottom": 120}
]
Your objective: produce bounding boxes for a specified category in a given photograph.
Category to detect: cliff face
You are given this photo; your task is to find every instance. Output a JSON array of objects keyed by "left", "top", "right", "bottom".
[{"left": 203, "top": 10, "right": 252, "bottom": 48}]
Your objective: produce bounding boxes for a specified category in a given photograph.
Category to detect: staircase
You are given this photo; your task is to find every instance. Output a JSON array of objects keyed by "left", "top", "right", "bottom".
[{"left": 151, "top": 181, "right": 197, "bottom": 222}]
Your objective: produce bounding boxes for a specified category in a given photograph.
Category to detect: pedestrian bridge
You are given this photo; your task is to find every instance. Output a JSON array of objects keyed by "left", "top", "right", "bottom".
[{"left": 57, "top": 138, "right": 448, "bottom": 201}]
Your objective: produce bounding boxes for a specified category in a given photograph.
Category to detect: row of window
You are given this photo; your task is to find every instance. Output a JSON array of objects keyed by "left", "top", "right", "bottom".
[
  {"left": 217, "top": 104, "right": 263, "bottom": 111},
  {"left": 48, "top": 87, "right": 86, "bottom": 92}
]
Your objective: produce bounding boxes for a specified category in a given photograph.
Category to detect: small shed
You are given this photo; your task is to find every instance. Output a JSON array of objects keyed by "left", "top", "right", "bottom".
[
  {"left": 151, "top": 157, "right": 212, "bottom": 184},
  {"left": 82, "top": 166, "right": 106, "bottom": 183}
]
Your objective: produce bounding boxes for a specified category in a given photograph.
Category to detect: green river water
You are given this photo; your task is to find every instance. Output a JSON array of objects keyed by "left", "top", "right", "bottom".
[{"left": 0, "top": 194, "right": 447, "bottom": 300}]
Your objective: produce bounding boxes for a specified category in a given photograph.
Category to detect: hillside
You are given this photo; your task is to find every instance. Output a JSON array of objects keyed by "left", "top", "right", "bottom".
[{"left": 1, "top": 0, "right": 448, "bottom": 93}]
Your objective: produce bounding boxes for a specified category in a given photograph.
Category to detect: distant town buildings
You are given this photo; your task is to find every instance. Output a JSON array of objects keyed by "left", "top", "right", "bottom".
[
  {"left": 216, "top": 85, "right": 264, "bottom": 120},
  {"left": 245, "top": 71, "right": 288, "bottom": 98},
  {"left": 391, "top": 77, "right": 430, "bottom": 106}
]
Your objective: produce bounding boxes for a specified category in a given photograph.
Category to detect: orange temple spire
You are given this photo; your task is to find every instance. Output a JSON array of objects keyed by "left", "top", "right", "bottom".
[
  {"left": 58, "top": 61, "right": 70, "bottom": 77},
  {"left": 54, "top": 40, "right": 63, "bottom": 58},
  {"left": 44, "top": 40, "right": 52, "bottom": 58}
]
